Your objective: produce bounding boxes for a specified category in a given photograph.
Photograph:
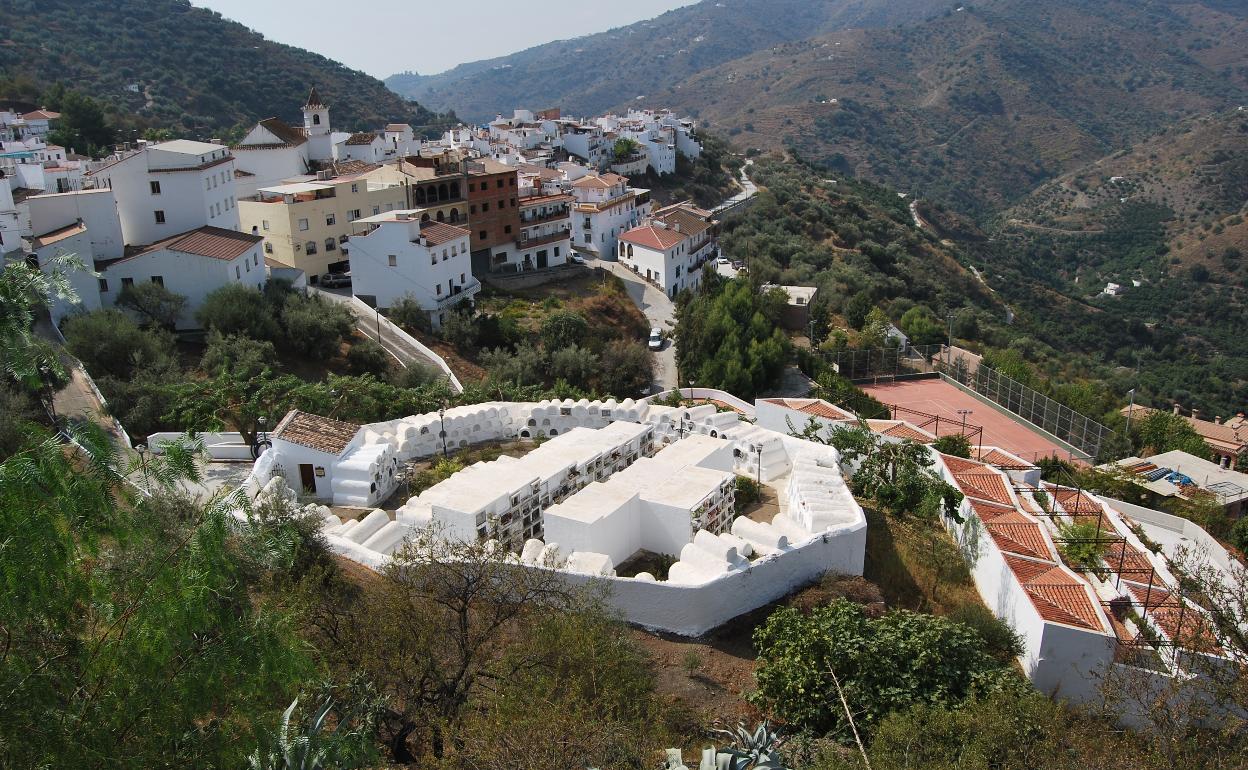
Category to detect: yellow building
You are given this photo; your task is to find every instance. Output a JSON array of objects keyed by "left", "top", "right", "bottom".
[{"left": 238, "top": 168, "right": 408, "bottom": 282}]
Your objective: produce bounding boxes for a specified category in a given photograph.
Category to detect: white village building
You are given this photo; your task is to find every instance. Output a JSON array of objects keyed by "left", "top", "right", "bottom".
[
  {"left": 570, "top": 172, "right": 650, "bottom": 258},
  {"left": 616, "top": 202, "right": 716, "bottom": 298},
  {"left": 346, "top": 210, "right": 480, "bottom": 329}
]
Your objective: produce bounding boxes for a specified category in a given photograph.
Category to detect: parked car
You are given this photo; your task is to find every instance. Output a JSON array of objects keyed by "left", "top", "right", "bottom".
[
  {"left": 648, "top": 328, "right": 663, "bottom": 351},
  {"left": 570, "top": 254, "right": 586, "bottom": 265},
  {"left": 319, "top": 271, "right": 352, "bottom": 288},
  {"left": 716, "top": 257, "right": 730, "bottom": 265},
  {"left": 731, "top": 260, "right": 746, "bottom": 271}
]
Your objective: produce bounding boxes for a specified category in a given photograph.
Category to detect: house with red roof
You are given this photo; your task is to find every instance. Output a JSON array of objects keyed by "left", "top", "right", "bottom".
[{"left": 616, "top": 203, "right": 717, "bottom": 298}]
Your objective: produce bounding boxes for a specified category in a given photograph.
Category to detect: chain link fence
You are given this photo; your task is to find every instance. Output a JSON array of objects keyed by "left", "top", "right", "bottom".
[
  {"left": 821, "top": 343, "right": 946, "bottom": 381},
  {"left": 938, "top": 357, "right": 1110, "bottom": 460}
]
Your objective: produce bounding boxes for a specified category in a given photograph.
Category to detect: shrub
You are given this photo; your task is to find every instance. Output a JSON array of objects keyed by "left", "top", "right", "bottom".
[
  {"left": 116, "top": 281, "right": 187, "bottom": 328},
  {"left": 598, "top": 339, "right": 653, "bottom": 398},
  {"left": 540, "top": 309, "right": 589, "bottom": 352},
  {"left": 196, "top": 284, "right": 277, "bottom": 340},
  {"left": 63, "top": 309, "right": 177, "bottom": 380},
  {"left": 945, "top": 604, "right": 1024, "bottom": 663},
  {"left": 200, "top": 331, "right": 275, "bottom": 379},
  {"left": 932, "top": 433, "right": 972, "bottom": 458},
  {"left": 346, "top": 338, "right": 391, "bottom": 377},
  {"left": 1057, "top": 521, "right": 1109, "bottom": 572},
  {"left": 278, "top": 293, "right": 354, "bottom": 356}
]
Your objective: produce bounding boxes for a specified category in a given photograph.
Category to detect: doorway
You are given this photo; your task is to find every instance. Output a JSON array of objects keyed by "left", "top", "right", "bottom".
[{"left": 298, "top": 463, "right": 316, "bottom": 494}]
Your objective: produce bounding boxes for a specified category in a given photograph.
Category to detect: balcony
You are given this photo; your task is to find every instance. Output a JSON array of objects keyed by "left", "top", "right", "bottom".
[
  {"left": 516, "top": 229, "right": 571, "bottom": 249},
  {"left": 518, "top": 208, "right": 571, "bottom": 226},
  {"left": 435, "top": 277, "right": 482, "bottom": 307}
]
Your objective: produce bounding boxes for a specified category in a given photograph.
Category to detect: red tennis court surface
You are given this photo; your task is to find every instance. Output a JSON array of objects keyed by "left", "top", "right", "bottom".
[{"left": 858, "top": 378, "right": 1075, "bottom": 463}]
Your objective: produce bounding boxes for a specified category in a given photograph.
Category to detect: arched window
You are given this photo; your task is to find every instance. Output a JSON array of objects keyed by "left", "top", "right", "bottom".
[
  {"left": 449, "top": 182, "right": 460, "bottom": 199},
  {"left": 449, "top": 208, "right": 459, "bottom": 223},
  {"left": 436, "top": 210, "right": 445, "bottom": 222},
  {"left": 438, "top": 183, "right": 449, "bottom": 201},
  {"left": 627, "top": 244, "right": 634, "bottom": 257},
  {"left": 305, "top": 241, "right": 317, "bottom": 255},
  {"left": 421, "top": 213, "right": 431, "bottom": 223},
  {"left": 325, "top": 238, "right": 336, "bottom": 252},
  {"left": 312, "top": 114, "right": 321, "bottom": 126},
  {"left": 415, "top": 187, "right": 427, "bottom": 205},
  {"left": 619, "top": 242, "right": 625, "bottom": 257}
]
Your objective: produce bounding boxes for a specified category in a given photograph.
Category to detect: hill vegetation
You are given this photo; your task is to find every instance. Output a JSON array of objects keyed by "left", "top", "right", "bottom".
[
  {"left": 385, "top": 0, "right": 947, "bottom": 122},
  {"left": 0, "top": 0, "right": 452, "bottom": 138}
]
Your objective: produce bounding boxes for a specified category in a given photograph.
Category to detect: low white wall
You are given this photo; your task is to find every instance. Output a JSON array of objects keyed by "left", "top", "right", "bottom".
[
  {"left": 147, "top": 431, "right": 254, "bottom": 461},
  {"left": 1104, "top": 496, "right": 1240, "bottom": 573},
  {"left": 348, "top": 295, "right": 464, "bottom": 393},
  {"left": 566, "top": 520, "right": 867, "bottom": 636},
  {"left": 645, "top": 388, "right": 755, "bottom": 417}
]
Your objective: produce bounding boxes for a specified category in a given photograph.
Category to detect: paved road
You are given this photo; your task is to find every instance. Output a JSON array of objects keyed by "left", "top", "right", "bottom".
[
  {"left": 312, "top": 286, "right": 444, "bottom": 375},
  {"left": 588, "top": 257, "right": 677, "bottom": 392},
  {"left": 713, "top": 158, "right": 757, "bottom": 215}
]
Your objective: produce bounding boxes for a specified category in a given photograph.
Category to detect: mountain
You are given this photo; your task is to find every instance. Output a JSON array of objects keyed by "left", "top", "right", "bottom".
[
  {"left": 385, "top": 0, "right": 948, "bottom": 123},
  {"left": 0, "top": 0, "right": 450, "bottom": 135},
  {"left": 657, "top": 0, "right": 1248, "bottom": 216}
]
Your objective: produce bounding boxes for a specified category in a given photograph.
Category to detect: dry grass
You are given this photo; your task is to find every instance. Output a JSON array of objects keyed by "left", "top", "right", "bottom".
[{"left": 862, "top": 507, "right": 984, "bottom": 617}]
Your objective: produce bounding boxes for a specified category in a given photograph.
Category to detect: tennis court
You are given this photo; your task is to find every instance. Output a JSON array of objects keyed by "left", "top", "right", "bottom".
[{"left": 859, "top": 378, "right": 1078, "bottom": 463}]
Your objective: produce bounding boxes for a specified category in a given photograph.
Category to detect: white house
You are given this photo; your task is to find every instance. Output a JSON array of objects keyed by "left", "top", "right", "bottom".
[
  {"left": 336, "top": 132, "right": 386, "bottom": 164},
  {"left": 617, "top": 206, "right": 715, "bottom": 299},
  {"left": 508, "top": 191, "right": 573, "bottom": 272},
  {"left": 300, "top": 88, "right": 334, "bottom": 163},
  {"left": 87, "top": 139, "right": 239, "bottom": 247},
  {"left": 571, "top": 172, "right": 650, "bottom": 258},
  {"left": 21, "top": 188, "right": 125, "bottom": 322},
  {"left": 231, "top": 116, "right": 311, "bottom": 199},
  {"left": 96, "top": 226, "right": 265, "bottom": 329},
  {"left": 346, "top": 210, "right": 480, "bottom": 329},
  {"left": 268, "top": 409, "right": 399, "bottom": 507}
]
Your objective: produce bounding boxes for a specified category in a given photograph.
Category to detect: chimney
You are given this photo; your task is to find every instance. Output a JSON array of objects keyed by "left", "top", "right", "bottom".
[
  {"left": 1173, "top": 403, "right": 1182, "bottom": 415},
  {"left": 1215, "top": 416, "right": 1222, "bottom": 425},
  {"left": 1192, "top": 408, "right": 1201, "bottom": 421}
]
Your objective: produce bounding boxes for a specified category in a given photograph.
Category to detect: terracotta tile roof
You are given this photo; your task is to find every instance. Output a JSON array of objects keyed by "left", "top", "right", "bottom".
[
  {"left": 344, "top": 132, "right": 379, "bottom": 146},
  {"left": 620, "top": 223, "right": 686, "bottom": 250},
  {"left": 572, "top": 172, "right": 624, "bottom": 189},
  {"left": 954, "top": 469, "right": 1015, "bottom": 506},
  {"left": 967, "top": 497, "right": 1018, "bottom": 522},
  {"left": 1127, "top": 584, "right": 1221, "bottom": 653},
  {"left": 980, "top": 448, "right": 1036, "bottom": 470},
  {"left": 21, "top": 109, "right": 59, "bottom": 120},
  {"left": 419, "top": 221, "right": 470, "bottom": 246},
  {"left": 939, "top": 453, "right": 986, "bottom": 474},
  {"left": 116, "top": 226, "right": 262, "bottom": 265},
  {"left": 765, "top": 398, "right": 856, "bottom": 421},
  {"left": 985, "top": 519, "right": 1052, "bottom": 560},
  {"left": 877, "top": 422, "right": 936, "bottom": 443},
  {"left": 385, "top": 123, "right": 412, "bottom": 132},
  {"left": 31, "top": 221, "right": 86, "bottom": 248},
  {"left": 1026, "top": 584, "right": 1102, "bottom": 629},
  {"left": 273, "top": 409, "right": 359, "bottom": 455},
  {"left": 654, "top": 207, "right": 712, "bottom": 238},
  {"left": 1050, "top": 486, "right": 1103, "bottom": 516},
  {"left": 253, "top": 117, "right": 307, "bottom": 148},
  {"left": 1104, "top": 540, "right": 1165, "bottom": 585},
  {"left": 1003, "top": 553, "right": 1058, "bottom": 583}
]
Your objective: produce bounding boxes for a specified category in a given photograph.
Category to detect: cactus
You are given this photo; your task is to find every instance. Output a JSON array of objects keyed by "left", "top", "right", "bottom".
[{"left": 663, "top": 722, "right": 793, "bottom": 770}]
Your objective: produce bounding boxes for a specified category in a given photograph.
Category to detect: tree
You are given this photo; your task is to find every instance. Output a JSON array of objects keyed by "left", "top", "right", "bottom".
[
  {"left": 1135, "top": 410, "right": 1210, "bottom": 459},
  {"left": 844, "top": 291, "right": 873, "bottom": 330},
  {"left": 278, "top": 293, "right": 354, "bottom": 357},
  {"left": 598, "top": 339, "right": 653, "bottom": 398},
  {"left": 63, "top": 308, "right": 177, "bottom": 380},
  {"left": 676, "top": 278, "right": 790, "bottom": 399},
  {"left": 345, "top": 339, "right": 390, "bottom": 377},
  {"left": 932, "top": 433, "right": 972, "bottom": 458},
  {"left": 858, "top": 307, "right": 893, "bottom": 349},
  {"left": 548, "top": 344, "right": 598, "bottom": 390},
  {"left": 115, "top": 281, "right": 187, "bottom": 328},
  {"left": 793, "top": 419, "right": 963, "bottom": 521},
  {"left": 812, "top": 370, "right": 890, "bottom": 419},
  {"left": 612, "top": 137, "right": 640, "bottom": 163},
  {"left": 198, "top": 284, "right": 279, "bottom": 340},
  {"left": 46, "top": 89, "right": 115, "bottom": 154},
  {"left": 480, "top": 343, "right": 547, "bottom": 386},
  {"left": 751, "top": 600, "right": 1020, "bottom": 738},
  {"left": 201, "top": 331, "right": 277, "bottom": 380},
  {"left": 299, "top": 528, "right": 599, "bottom": 762},
  {"left": 540, "top": 309, "right": 589, "bottom": 352},
  {"left": 899, "top": 306, "right": 945, "bottom": 347}
]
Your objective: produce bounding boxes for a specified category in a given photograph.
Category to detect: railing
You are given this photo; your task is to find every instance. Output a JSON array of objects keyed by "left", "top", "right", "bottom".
[
  {"left": 435, "top": 278, "right": 482, "bottom": 307},
  {"left": 519, "top": 209, "right": 571, "bottom": 225},
  {"left": 517, "top": 230, "right": 571, "bottom": 248}
]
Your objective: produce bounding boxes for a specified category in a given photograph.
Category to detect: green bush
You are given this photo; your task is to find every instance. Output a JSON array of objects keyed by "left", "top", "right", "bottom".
[
  {"left": 197, "top": 284, "right": 278, "bottom": 340},
  {"left": 932, "top": 434, "right": 972, "bottom": 459},
  {"left": 345, "top": 338, "right": 391, "bottom": 377}
]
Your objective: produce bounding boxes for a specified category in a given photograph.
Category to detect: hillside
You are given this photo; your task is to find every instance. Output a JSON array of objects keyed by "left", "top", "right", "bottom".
[
  {"left": 659, "top": 0, "right": 1248, "bottom": 217},
  {"left": 384, "top": 0, "right": 947, "bottom": 122},
  {"left": 0, "top": 0, "right": 450, "bottom": 135}
]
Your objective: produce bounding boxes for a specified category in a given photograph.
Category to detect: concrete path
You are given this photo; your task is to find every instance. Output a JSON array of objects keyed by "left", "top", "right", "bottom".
[
  {"left": 588, "top": 257, "right": 677, "bottom": 393},
  {"left": 713, "top": 158, "right": 757, "bottom": 215},
  {"left": 312, "top": 286, "right": 443, "bottom": 374}
]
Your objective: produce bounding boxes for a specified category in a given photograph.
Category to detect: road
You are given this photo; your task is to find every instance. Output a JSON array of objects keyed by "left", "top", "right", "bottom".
[
  {"left": 312, "top": 286, "right": 448, "bottom": 375},
  {"left": 587, "top": 257, "right": 677, "bottom": 392},
  {"left": 712, "top": 158, "right": 757, "bottom": 215}
]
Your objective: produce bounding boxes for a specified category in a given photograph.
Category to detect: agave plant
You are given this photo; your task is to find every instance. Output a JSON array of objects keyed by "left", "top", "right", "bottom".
[
  {"left": 710, "top": 721, "right": 791, "bottom": 770},
  {"left": 248, "top": 690, "right": 378, "bottom": 770}
]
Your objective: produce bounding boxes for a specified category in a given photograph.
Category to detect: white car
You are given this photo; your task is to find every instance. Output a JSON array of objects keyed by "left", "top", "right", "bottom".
[
  {"left": 647, "top": 328, "right": 663, "bottom": 350},
  {"left": 716, "top": 257, "right": 730, "bottom": 265}
]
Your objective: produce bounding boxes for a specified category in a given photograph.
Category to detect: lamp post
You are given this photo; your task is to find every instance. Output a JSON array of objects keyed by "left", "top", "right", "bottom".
[
  {"left": 946, "top": 313, "right": 955, "bottom": 368},
  {"left": 1124, "top": 388, "right": 1136, "bottom": 442},
  {"left": 957, "top": 409, "right": 973, "bottom": 434},
  {"left": 438, "top": 402, "right": 448, "bottom": 458},
  {"left": 755, "top": 445, "right": 762, "bottom": 485},
  {"left": 135, "top": 443, "right": 150, "bottom": 491},
  {"left": 689, "top": 378, "right": 697, "bottom": 404}
]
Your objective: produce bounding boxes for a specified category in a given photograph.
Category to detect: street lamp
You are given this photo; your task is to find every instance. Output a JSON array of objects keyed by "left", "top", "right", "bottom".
[
  {"left": 1124, "top": 388, "right": 1136, "bottom": 441},
  {"left": 957, "top": 409, "right": 973, "bottom": 434},
  {"left": 946, "top": 313, "right": 955, "bottom": 368},
  {"left": 438, "top": 402, "right": 448, "bottom": 458},
  {"left": 135, "top": 443, "right": 150, "bottom": 491},
  {"left": 688, "top": 378, "right": 697, "bottom": 404},
  {"left": 754, "top": 444, "right": 762, "bottom": 485}
]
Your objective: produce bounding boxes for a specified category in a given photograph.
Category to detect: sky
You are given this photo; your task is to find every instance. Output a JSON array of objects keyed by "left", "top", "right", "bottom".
[{"left": 193, "top": 0, "right": 699, "bottom": 80}]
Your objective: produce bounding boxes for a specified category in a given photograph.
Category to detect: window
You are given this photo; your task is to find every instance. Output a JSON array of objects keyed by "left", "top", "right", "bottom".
[
  {"left": 351, "top": 183, "right": 359, "bottom": 194},
  {"left": 348, "top": 209, "right": 361, "bottom": 220},
  {"left": 388, "top": 254, "right": 397, "bottom": 267},
  {"left": 482, "top": 202, "right": 489, "bottom": 212},
  {"left": 436, "top": 284, "right": 442, "bottom": 296},
  {"left": 504, "top": 225, "right": 512, "bottom": 234},
  {"left": 262, "top": 219, "right": 270, "bottom": 231},
  {"left": 510, "top": 197, "right": 516, "bottom": 206},
  {"left": 509, "top": 177, "right": 515, "bottom": 186},
  {"left": 235, "top": 266, "right": 240, "bottom": 279},
  {"left": 149, "top": 181, "right": 161, "bottom": 195},
  {"left": 306, "top": 241, "right": 317, "bottom": 254},
  {"left": 254, "top": 253, "right": 259, "bottom": 265},
  {"left": 325, "top": 213, "right": 336, "bottom": 226},
  {"left": 468, "top": 182, "right": 475, "bottom": 192},
  {"left": 264, "top": 242, "right": 273, "bottom": 254},
  {"left": 460, "top": 272, "right": 465, "bottom": 283},
  {"left": 154, "top": 210, "right": 165, "bottom": 224},
  {"left": 479, "top": 230, "right": 488, "bottom": 241},
  {"left": 98, "top": 278, "right": 108, "bottom": 293},
  {"left": 325, "top": 238, "right": 336, "bottom": 252},
  {"left": 554, "top": 247, "right": 560, "bottom": 257},
  {"left": 372, "top": 206, "right": 380, "bottom": 216},
  {"left": 470, "top": 204, "right": 477, "bottom": 214},
  {"left": 298, "top": 218, "right": 309, "bottom": 231},
  {"left": 121, "top": 277, "right": 134, "bottom": 288},
  {"left": 498, "top": 199, "right": 506, "bottom": 209},
  {"left": 151, "top": 275, "right": 164, "bottom": 286},
  {"left": 245, "top": 260, "right": 250, "bottom": 272},
  {"left": 496, "top": 179, "right": 504, "bottom": 189}
]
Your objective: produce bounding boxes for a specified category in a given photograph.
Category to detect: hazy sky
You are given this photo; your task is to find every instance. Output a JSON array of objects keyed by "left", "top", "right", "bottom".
[{"left": 193, "top": 0, "right": 699, "bottom": 79}]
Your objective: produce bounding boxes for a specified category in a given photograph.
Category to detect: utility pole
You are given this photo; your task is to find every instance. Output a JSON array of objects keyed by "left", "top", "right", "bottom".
[{"left": 1124, "top": 388, "right": 1136, "bottom": 443}]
